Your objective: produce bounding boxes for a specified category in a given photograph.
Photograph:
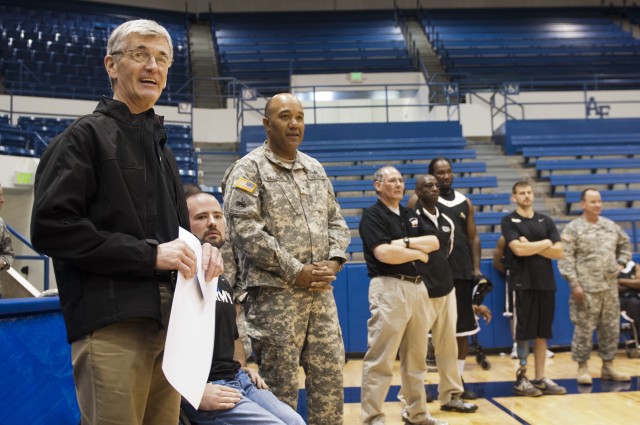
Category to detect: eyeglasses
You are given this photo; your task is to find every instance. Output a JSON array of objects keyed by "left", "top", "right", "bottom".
[{"left": 111, "top": 47, "right": 173, "bottom": 68}]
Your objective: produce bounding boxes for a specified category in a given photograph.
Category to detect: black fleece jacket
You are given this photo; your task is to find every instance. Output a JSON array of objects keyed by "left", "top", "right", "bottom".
[{"left": 31, "top": 97, "right": 189, "bottom": 343}]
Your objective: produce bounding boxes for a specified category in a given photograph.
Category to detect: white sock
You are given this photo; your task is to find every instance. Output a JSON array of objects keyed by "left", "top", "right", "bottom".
[{"left": 457, "top": 359, "right": 465, "bottom": 377}]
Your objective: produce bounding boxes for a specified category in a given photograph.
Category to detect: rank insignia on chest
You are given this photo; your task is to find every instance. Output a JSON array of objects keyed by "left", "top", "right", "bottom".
[{"left": 234, "top": 177, "right": 257, "bottom": 194}]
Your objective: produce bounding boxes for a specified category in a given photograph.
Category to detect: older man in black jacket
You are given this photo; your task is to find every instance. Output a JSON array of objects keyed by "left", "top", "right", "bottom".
[{"left": 31, "top": 19, "right": 223, "bottom": 425}]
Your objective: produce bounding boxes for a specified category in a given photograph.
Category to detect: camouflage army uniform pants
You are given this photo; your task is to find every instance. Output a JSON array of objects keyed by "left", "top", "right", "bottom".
[
  {"left": 236, "top": 307, "right": 252, "bottom": 362},
  {"left": 248, "top": 286, "right": 345, "bottom": 425},
  {"left": 569, "top": 288, "right": 620, "bottom": 362}
]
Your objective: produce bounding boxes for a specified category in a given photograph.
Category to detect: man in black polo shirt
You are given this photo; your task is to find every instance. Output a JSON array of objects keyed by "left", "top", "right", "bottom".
[
  {"left": 501, "top": 181, "right": 566, "bottom": 397},
  {"left": 408, "top": 157, "right": 483, "bottom": 399},
  {"left": 415, "top": 175, "right": 478, "bottom": 414},
  {"left": 360, "top": 166, "right": 445, "bottom": 425}
]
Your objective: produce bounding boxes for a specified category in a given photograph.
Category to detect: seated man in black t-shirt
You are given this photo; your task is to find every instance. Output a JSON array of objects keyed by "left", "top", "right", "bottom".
[
  {"left": 182, "top": 192, "right": 305, "bottom": 425},
  {"left": 619, "top": 261, "right": 640, "bottom": 353}
]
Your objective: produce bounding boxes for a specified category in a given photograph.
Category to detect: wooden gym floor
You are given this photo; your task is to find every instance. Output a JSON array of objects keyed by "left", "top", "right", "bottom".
[{"left": 266, "top": 349, "right": 640, "bottom": 424}]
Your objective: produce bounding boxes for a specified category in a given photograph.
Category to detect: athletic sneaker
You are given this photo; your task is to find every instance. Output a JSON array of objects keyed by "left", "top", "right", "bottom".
[
  {"left": 441, "top": 397, "right": 478, "bottom": 413},
  {"left": 460, "top": 379, "right": 478, "bottom": 400},
  {"left": 514, "top": 367, "right": 543, "bottom": 397},
  {"left": 402, "top": 411, "right": 449, "bottom": 425},
  {"left": 531, "top": 377, "right": 567, "bottom": 395}
]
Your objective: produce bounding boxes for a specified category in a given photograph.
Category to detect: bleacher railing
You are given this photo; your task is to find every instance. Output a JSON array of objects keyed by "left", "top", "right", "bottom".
[
  {"left": 489, "top": 78, "right": 640, "bottom": 132},
  {"left": 6, "top": 224, "right": 50, "bottom": 292},
  {"left": 288, "top": 82, "right": 460, "bottom": 124}
]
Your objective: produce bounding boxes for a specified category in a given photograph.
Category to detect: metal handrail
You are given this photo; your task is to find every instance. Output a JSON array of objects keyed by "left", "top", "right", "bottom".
[
  {"left": 288, "top": 81, "right": 460, "bottom": 124},
  {"left": 487, "top": 77, "right": 640, "bottom": 131},
  {"left": 6, "top": 224, "right": 50, "bottom": 291}
]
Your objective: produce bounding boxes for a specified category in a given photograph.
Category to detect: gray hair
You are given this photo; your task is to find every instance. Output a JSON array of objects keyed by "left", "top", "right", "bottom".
[
  {"left": 373, "top": 165, "right": 395, "bottom": 184},
  {"left": 106, "top": 19, "right": 173, "bottom": 91},
  {"left": 107, "top": 19, "right": 173, "bottom": 58},
  {"left": 373, "top": 165, "right": 396, "bottom": 194}
]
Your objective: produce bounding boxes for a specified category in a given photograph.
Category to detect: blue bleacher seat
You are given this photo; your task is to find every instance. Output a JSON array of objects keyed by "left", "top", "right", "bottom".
[
  {"left": 211, "top": 11, "right": 414, "bottom": 94},
  {"left": 0, "top": 3, "right": 191, "bottom": 105},
  {"left": 325, "top": 161, "right": 485, "bottom": 179},
  {"left": 536, "top": 158, "right": 640, "bottom": 178},
  {"left": 422, "top": 8, "right": 640, "bottom": 93},
  {"left": 522, "top": 145, "right": 639, "bottom": 164},
  {"left": 332, "top": 176, "right": 497, "bottom": 195},
  {"left": 563, "top": 189, "right": 640, "bottom": 214},
  {"left": 550, "top": 172, "right": 640, "bottom": 195}
]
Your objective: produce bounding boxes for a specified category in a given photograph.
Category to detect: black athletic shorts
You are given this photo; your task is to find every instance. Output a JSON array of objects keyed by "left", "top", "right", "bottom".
[
  {"left": 514, "top": 289, "right": 555, "bottom": 341},
  {"left": 454, "top": 279, "right": 479, "bottom": 336}
]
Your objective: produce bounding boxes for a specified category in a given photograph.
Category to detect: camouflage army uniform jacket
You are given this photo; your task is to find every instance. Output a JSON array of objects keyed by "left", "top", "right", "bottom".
[
  {"left": 0, "top": 217, "right": 14, "bottom": 271},
  {"left": 222, "top": 143, "right": 350, "bottom": 289},
  {"left": 559, "top": 215, "right": 631, "bottom": 292}
]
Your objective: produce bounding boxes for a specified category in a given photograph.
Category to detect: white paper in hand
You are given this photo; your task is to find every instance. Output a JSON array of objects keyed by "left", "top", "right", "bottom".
[{"left": 162, "top": 227, "right": 217, "bottom": 409}]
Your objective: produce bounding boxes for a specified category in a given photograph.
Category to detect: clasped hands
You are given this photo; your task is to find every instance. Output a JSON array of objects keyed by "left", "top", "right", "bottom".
[{"left": 294, "top": 260, "right": 341, "bottom": 291}]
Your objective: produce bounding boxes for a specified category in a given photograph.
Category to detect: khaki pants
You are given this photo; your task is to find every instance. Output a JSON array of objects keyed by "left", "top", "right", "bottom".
[
  {"left": 71, "top": 284, "right": 180, "bottom": 425},
  {"left": 427, "top": 291, "right": 463, "bottom": 405},
  {"left": 361, "top": 276, "right": 431, "bottom": 425}
]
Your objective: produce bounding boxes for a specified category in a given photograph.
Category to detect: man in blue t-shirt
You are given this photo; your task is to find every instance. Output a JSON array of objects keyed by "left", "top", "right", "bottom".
[
  {"left": 183, "top": 192, "right": 304, "bottom": 425},
  {"left": 501, "top": 181, "right": 566, "bottom": 397}
]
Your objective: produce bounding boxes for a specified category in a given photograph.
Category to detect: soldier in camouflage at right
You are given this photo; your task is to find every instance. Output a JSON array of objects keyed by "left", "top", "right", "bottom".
[
  {"left": 558, "top": 188, "right": 632, "bottom": 385},
  {"left": 0, "top": 183, "right": 15, "bottom": 283}
]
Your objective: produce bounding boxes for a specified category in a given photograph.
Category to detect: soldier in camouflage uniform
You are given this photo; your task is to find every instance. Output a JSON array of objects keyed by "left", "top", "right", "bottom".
[
  {"left": 0, "top": 183, "right": 15, "bottom": 280},
  {"left": 558, "top": 188, "right": 632, "bottom": 385},
  {"left": 222, "top": 93, "right": 350, "bottom": 425}
]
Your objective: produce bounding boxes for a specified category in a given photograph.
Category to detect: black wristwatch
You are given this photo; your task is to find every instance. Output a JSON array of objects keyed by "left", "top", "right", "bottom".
[{"left": 403, "top": 237, "right": 410, "bottom": 248}]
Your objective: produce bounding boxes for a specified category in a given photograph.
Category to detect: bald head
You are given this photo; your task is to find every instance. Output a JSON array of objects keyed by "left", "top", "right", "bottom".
[
  {"left": 263, "top": 93, "right": 305, "bottom": 160},
  {"left": 415, "top": 174, "right": 440, "bottom": 209}
]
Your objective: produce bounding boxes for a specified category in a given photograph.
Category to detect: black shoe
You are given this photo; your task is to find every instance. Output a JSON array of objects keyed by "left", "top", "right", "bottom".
[
  {"left": 460, "top": 380, "right": 478, "bottom": 400},
  {"left": 426, "top": 339, "right": 437, "bottom": 367}
]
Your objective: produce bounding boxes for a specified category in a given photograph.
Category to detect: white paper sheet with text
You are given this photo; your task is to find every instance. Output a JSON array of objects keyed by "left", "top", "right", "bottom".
[{"left": 162, "top": 227, "right": 217, "bottom": 409}]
